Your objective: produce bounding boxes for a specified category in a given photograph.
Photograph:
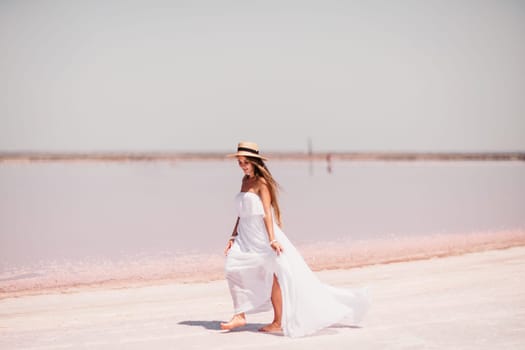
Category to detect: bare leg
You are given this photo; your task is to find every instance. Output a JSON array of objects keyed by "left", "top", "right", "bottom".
[
  {"left": 220, "top": 312, "right": 246, "bottom": 330},
  {"left": 259, "top": 274, "right": 283, "bottom": 333}
]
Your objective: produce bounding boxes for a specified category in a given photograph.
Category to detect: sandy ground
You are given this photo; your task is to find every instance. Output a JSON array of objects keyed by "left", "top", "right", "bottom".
[{"left": 1, "top": 246, "right": 524, "bottom": 350}]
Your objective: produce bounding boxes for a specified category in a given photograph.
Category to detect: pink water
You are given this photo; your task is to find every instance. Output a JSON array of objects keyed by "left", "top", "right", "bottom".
[{"left": 1, "top": 160, "right": 524, "bottom": 297}]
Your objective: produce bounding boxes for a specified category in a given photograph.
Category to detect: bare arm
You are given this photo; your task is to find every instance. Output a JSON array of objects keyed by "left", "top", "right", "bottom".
[
  {"left": 231, "top": 217, "right": 240, "bottom": 237},
  {"left": 259, "top": 181, "right": 282, "bottom": 254},
  {"left": 224, "top": 217, "right": 240, "bottom": 256}
]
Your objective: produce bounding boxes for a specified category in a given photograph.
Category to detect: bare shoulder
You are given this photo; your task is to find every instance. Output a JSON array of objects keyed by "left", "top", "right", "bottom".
[
  {"left": 257, "top": 176, "right": 269, "bottom": 189},
  {"left": 256, "top": 177, "right": 271, "bottom": 208},
  {"left": 256, "top": 177, "right": 270, "bottom": 198}
]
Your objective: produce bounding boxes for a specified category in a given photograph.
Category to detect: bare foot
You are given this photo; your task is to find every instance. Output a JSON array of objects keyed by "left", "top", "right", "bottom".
[
  {"left": 258, "top": 322, "right": 282, "bottom": 333},
  {"left": 220, "top": 315, "right": 246, "bottom": 330}
]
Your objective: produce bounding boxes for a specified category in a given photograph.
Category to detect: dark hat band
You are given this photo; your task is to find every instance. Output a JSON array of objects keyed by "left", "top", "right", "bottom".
[{"left": 237, "top": 146, "right": 259, "bottom": 155}]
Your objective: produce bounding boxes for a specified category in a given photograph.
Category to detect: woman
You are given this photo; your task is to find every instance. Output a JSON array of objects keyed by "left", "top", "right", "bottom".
[{"left": 221, "top": 141, "right": 369, "bottom": 338}]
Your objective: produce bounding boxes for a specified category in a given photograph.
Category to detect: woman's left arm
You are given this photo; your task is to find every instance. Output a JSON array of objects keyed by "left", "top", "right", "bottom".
[{"left": 259, "top": 182, "right": 283, "bottom": 254}]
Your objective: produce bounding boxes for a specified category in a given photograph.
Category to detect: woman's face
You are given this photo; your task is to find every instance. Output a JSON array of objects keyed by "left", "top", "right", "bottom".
[{"left": 237, "top": 156, "right": 254, "bottom": 176}]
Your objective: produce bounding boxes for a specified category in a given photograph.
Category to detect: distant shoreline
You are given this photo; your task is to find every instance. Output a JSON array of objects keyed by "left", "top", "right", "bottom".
[{"left": 1, "top": 151, "right": 524, "bottom": 162}]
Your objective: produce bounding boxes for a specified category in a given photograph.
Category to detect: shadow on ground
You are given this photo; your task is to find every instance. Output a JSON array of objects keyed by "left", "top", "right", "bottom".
[
  {"left": 178, "top": 320, "right": 283, "bottom": 336},
  {"left": 178, "top": 320, "right": 223, "bottom": 330}
]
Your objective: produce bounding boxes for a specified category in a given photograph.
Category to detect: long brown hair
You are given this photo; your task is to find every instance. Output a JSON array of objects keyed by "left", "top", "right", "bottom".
[{"left": 247, "top": 156, "right": 282, "bottom": 227}]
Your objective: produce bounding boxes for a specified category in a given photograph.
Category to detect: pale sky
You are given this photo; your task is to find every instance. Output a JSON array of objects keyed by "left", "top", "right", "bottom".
[{"left": 1, "top": 0, "right": 524, "bottom": 152}]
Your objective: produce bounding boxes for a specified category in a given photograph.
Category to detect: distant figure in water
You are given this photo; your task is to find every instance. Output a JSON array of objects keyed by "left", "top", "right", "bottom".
[
  {"left": 326, "top": 153, "right": 333, "bottom": 174},
  {"left": 221, "top": 141, "right": 369, "bottom": 337}
]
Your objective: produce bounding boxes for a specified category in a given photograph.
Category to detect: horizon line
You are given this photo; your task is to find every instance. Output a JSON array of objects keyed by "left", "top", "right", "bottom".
[{"left": 1, "top": 150, "right": 524, "bottom": 162}]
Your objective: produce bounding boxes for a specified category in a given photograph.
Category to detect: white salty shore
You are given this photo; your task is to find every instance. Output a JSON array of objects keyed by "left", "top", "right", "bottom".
[{"left": 1, "top": 246, "right": 524, "bottom": 349}]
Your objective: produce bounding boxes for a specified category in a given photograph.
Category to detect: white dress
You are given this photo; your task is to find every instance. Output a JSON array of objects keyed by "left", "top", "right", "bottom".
[{"left": 225, "top": 191, "right": 370, "bottom": 337}]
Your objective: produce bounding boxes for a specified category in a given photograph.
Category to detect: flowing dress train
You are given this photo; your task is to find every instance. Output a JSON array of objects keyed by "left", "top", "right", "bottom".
[{"left": 225, "top": 192, "right": 370, "bottom": 338}]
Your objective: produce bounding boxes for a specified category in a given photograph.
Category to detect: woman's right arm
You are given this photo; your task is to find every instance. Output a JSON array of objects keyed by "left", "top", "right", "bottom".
[
  {"left": 231, "top": 217, "right": 240, "bottom": 237},
  {"left": 224, "top": 217, "right": 240, "bottom": 255}
]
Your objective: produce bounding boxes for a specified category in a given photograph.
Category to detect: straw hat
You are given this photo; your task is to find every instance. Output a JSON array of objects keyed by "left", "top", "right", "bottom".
[{"left": 227, "top": 141, "right": 268, "bottom": 161}]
